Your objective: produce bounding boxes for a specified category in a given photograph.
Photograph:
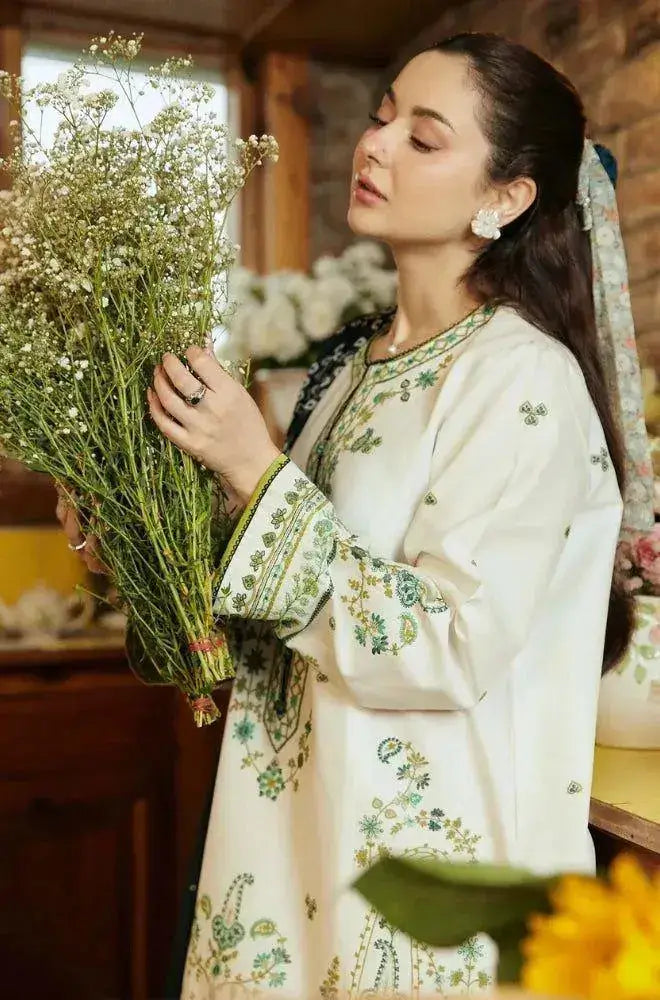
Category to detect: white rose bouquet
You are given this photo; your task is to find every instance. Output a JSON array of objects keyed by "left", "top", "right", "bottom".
[
  {"left": 221, "top": 242, "right": 398, "bottom": 368},
  {"left": 0, "top": 35, "right": 278, "bottom": 725}
]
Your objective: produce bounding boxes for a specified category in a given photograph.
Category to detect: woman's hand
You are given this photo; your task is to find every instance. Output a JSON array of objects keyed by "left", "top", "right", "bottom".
[
  {"left": 147, "top": 346, "right": 281, "bottom": 506},
  {"left": 55, "top": 486, "right": 108, "bottom": 575}
]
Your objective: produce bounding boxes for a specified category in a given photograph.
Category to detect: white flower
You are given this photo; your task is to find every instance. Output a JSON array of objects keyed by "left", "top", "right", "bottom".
[
  {"left": 342, "top": 241, "right": 386, "bottom": 269},
  {"left": 20, "top": 343, "right": 32, "bottom": 353},
  {"left": 248, "top": 294, "right": 306, "bottom": 363},
  {"left": 300, "top": 293, "right": 343, "bottom": 342},
  {"left": 364, "top": 268, "right": 398, "bottom": 308},
  {"left": 312, "top": 255, "right": 341, "bottom": 280},
  {"left": 74, "top": 370, "right": 84, "bottom": 380},
  {"left": 58, "top": 356, "right": 71, "bottom": 368},
  {"left": 68, "top": 406, "right": 79, "bottom": 417},
  {"left": 78, "top": 359, "right": 89, "bottom": 370},
  {"left": 101, "top": 296, "right": 109, "bottom": 307}
]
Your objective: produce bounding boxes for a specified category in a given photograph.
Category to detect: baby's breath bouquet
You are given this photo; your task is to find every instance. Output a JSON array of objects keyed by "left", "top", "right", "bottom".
[{"left": 0, "top": 35, "right": 278, "bottom": 725}]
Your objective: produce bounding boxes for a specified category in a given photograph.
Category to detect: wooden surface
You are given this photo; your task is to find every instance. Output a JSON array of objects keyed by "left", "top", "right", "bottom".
[
  {"left": 589, "top": 745, "right": 660, "bottom": 856},
  {"left": 0, "top": 640, "right": 227, "bottom": 1000},
  {"left": 16, "top": 0, "right": 449, "bottom": 66}
]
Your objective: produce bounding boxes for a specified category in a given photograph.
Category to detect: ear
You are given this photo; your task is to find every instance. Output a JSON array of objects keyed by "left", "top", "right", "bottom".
[{"left": 493, "top": 176, "right": 537, "bottom": 226}]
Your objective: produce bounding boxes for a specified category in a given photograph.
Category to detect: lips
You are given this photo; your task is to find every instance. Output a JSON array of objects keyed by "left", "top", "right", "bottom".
[{"left": 356, "top": 173, "right": 386, "bottom": 200}]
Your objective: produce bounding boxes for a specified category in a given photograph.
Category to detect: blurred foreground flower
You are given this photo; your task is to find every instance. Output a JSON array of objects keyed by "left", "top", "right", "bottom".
[
  {"left": 522, "top": 854, "right": 660, "bottom": 999},
  {"left": 355, "top": 853, "right": 660, "bottom": 998}
]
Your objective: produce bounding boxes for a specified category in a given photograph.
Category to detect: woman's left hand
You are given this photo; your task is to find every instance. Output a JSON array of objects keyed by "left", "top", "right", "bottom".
[{"left": 147, "top": 346, "right": 281, "bottom": 507}]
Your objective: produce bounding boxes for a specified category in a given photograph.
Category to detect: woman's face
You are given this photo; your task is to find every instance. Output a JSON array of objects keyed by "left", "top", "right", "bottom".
[{"left": 347, "top": 51, "right": 492, "bottom": 248}]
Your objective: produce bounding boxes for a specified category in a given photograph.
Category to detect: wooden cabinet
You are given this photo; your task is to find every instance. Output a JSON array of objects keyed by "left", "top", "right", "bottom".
[{"left": 0, "top": 643, "right": 228, "bottom": 1000}]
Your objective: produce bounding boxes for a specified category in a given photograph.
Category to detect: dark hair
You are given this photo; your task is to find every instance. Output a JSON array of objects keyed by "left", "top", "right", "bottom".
[{"left": 431, "top": 33, "right": 632, "bottom": 673}]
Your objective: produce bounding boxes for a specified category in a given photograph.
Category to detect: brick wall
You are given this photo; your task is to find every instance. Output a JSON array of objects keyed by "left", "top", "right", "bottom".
[
  {"left": 309, "top": 0, "right": 659, "bottom": 365},
  {"left": 308, "top": 60, "right": 382, "bottom": 260}
]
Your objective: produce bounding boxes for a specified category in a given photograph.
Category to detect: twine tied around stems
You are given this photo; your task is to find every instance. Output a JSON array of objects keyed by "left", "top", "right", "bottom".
[
  {"left": 188, "top": 635, "right": 226, "bottom": 653},
  {"left": 188, "top": 694, "right": 221, "bottom": 727}
]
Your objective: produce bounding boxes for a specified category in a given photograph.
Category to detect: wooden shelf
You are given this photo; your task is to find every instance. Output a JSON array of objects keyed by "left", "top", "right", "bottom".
[{"left": 589, "top": 746, "right": 660, "bottom": 857}]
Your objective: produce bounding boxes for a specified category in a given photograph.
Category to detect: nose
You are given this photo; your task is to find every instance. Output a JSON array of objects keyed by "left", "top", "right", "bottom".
[{"left": 361, "top": 133, "right": 386, "bottom": 166}]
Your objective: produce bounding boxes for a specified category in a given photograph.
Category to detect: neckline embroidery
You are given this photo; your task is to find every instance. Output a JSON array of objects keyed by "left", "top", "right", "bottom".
[{"left": 362, "top": 303, "right": 497, "bottom": 372}]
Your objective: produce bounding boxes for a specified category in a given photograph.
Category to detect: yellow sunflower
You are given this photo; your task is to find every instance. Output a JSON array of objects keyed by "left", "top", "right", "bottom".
[{"left": 521, "top": 854, "right": 660, "bottom": 998}]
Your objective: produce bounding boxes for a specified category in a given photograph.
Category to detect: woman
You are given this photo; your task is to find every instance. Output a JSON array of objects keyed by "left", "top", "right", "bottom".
[{"left": 59, "top": 33, "right": 652, "bottom": 997}]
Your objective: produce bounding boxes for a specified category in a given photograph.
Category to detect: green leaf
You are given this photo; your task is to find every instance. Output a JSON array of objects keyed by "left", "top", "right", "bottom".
[
  {"left": 250, "top": 919, "right": 276, "bottom": 938},
  {"left": 638, "top": 644, "right": 660, "bottom": 660},
  {"left": 634, "top": 664, "right": 648, "bottom": 684},
  {"left": 353, "top": 857, "right": 556, "bottom": 983},
  {"left": 200, "top": 895, "right": 212, "bottom": 920},
  {"left": 372, "top": 798, "right": 383, "bottom": 810}
]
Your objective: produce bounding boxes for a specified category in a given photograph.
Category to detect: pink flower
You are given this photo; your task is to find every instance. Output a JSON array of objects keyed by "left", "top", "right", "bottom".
[
  {"left": 624, "top": 576, "right": 644, "bottom": 593},
  {"left": 649, "top": 625, "right": 660, "bottom": 646},
  {"left": 634, "top": 525, "right": 660, "bottom": 588}
]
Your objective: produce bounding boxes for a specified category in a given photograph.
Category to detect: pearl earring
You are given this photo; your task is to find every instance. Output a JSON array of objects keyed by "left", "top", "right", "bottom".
[{"left": 471, "top": 208, "right": 502, "bottom": 240}]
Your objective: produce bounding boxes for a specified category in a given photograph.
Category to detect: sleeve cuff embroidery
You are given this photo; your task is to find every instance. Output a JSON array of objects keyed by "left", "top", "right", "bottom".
[{"left": 214, "top": 457, "right": 338, "bottom": 636}]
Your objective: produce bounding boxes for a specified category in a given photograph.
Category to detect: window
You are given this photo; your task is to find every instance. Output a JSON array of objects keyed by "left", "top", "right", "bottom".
[{"left": 20, "top": 41, "right": 238, "bottom": 253}]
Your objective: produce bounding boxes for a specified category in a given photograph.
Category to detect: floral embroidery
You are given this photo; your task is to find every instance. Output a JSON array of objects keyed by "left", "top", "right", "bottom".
[
  {"left": 339, "top": 542, "right": 447, "bottom": 656},
  {"left": 305, "top": 894, "right": 317, "bottom": 920},
  {"left": 216, "top": 470, "right": 337, "bottom": 635},
  {"left": 183, "top": 873, "right": 291, "bottom": 994},
  {"left": 519, "top": 400, "right": 549, "bottom": 426},
  {"left": 320, "top": 956, "right": 340, "bottom": 999},
  {"left": 306, "top": 306, "right": 495, "bottom": 497},
  {"left": 566, "top": 781, "right": 583, "bottom": 794},
  {"left": 591, "top": 447, "right": 610, "bottom": 471},
  {"left": 340, "top": 738, "right": 490, "bottom": 997},
  {"left": 229, "top": 624, "right": 320, "bottom": 799},
  {"left": 424, "top": 491, "right": 438, "bottom": 505},
  {"left": 258, "top": 762, "right": 286, "bottom": 800}
]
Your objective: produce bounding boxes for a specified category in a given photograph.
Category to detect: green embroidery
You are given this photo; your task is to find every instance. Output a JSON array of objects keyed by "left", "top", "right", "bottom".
[
  {"left": 341, "top": 737, "right": 490, "bottom": 997},
  {"left": 423, "top": 492, "right": 438, "bottom": 505},
  {"left": 184, "top": 873, "right": 291, "bottom": 992},
  {"left": 519, "top": 400, "right": 548, "bottom": 425},
  {"left": 305, "top": 894, "right": 317, "bottom": 920},
  {"left": 320, "top": 956, "right": 340, "bottom": 999},
  {"left": 339, "top": 542, "right": 447, "bottom": 656},
  {"left": 257, "top": 762, "right": 286, "bottom": 800},
  {"left": 230, "top": 625, "right": 320, "bottom": 799},
  {"left": 567, "top": 781, "right": 583, "bottom": 794},
  {"left": 217, "top": 474, "right": 335, "bottom": 632},
  {"left": 591, "top": 447, "right": 610, "bottom": 471},
  {"left": 306, "top": 307, "right": 495, "bottom": 497}
]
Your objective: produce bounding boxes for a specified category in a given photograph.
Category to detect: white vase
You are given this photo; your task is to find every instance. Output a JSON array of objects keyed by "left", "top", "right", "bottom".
[
  {"left": 596, "top": 595, "right": 660, "bottom": 748},
  {"left": 253, "top": 367, "right": 308, "bottom": 444}
]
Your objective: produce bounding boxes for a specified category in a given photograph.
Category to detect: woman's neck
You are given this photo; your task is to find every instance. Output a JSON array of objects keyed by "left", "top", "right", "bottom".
[{"left": 390, "top": 242, "right": 482, "bottom": 347}]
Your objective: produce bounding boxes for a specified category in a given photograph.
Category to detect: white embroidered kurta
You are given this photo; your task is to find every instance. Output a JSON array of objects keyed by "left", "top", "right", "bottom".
[{"left": 181, "top": 305, "right": 623, "bottom": 998}]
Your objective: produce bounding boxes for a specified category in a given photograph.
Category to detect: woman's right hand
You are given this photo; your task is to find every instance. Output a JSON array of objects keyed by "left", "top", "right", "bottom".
[{"left": 55, "top": 486, "right": 108, "bottom": 575}]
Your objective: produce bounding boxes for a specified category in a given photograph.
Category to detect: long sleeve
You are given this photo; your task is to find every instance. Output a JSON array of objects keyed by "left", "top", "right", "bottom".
[{"left": 214, "top": 341, "right": 601, "bottom": 710}]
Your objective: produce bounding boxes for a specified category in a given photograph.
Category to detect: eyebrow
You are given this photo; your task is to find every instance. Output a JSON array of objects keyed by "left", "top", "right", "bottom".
[{"left": 385, "top": 85, "right": 456, "bottom": 133}]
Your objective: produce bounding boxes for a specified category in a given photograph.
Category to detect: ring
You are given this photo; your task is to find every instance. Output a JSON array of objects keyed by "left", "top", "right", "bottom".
[
  {"left": 68, "top": 539, "right": 87, "bottom": 552},
  {"left": 185, "top": 385, "right": 207, "bottom": 406}
]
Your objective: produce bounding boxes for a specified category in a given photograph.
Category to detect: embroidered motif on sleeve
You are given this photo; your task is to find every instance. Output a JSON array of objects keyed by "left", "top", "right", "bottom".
[
  {"left": 591, "top": 447, "right": 610, "bottom": 471},
  {"left": 519, "top": 400, "right": 549, "bottom": 425}
]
